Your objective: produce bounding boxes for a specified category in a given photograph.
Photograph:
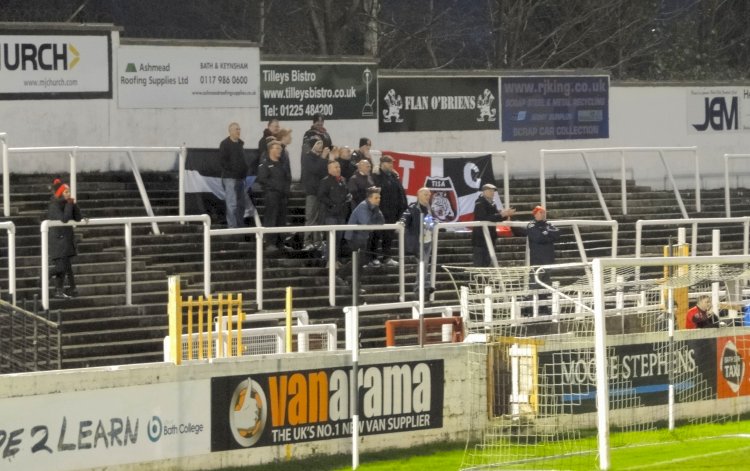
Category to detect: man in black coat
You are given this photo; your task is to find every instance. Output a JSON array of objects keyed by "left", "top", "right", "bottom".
[
  {"left": 472, "top": 183, "right": 516, "bottom": 267},
  {"left": 398, "top": 188, "right": 435, "bottom": 295},
  {"left": 219, "top": 122, "right": 248, "bottom": 228},
  {"left": 48, "top": 179, "right": 83, "bottom": 298},
  {"left": 300, "top": 137, "right": 330, "bottom": 249},
  {"left": 301, "top": 112, "right": 333, "bottom": 156},
  {"left": 526, "top": 205, "right": 560, "bottom": 287},
  {"left": 374, "top": 155, "right": 407, "bottom": 266},
  {"left": 347, "top": 159, "right": 375, "bottom": 211},
  {"left": 257, "top": 141, "right": 292, "bottom": 251},
  {"left": 318, "top": 160, "right": 351, "bottom": 262}
]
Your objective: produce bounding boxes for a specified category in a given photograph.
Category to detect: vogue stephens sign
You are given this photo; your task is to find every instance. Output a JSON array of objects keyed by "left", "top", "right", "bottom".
[{"left": 378, "top": 76, "right": 499, "bottom": 132}]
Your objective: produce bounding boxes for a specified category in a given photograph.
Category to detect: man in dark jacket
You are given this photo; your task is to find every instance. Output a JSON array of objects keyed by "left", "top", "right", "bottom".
[
  {"left": 526, "top": 205, "right": 560, "bottom": 287},
  {"left": 301, "top": 137, "right": 330, "bottom": 249},
  {"left": 48, "top": 179, "right": 83, "bottom": 299},
  {"left": 374, "top": 155, "right": 407, "bottom": 266},
  {"left": 472, "top": 183, "right": 517, "bottom": 267},
  {"left": 347, "top": 159, "right": 374, "bottom": 211},
  {"left": 257, "top": 118, "right": 280, "bottom": 157},
  {"left": 219, "top": 122, "right": 248, "bottom": 228},
  {"left": 399, "top": 187, "right": 435, "bottom": 295},
  {"left": 345, "top": 187, "right": 385, "bottom": 267},
  {"left": 351, "top": 137, "right": 372, "bottom": 164},
  {"left": 257, "top": 141, "right": 291, "bottom": 251},
  {"left": 318, "top": 160, "right": 351, "bottom": 262},
  {"left": 335, "top": 146, "right": 357, "bottom": 180},
  {"left": 301, "top": 112, "right": 332, "bottom": 156}
]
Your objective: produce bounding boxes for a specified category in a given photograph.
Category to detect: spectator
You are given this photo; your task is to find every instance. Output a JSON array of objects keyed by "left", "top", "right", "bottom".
[
  {"left": 271, "top": 127, "right": 293, "bottom": 178},
  {"left": 374, "top": 155, "right": 407, "bottom": 266},
  {"left": 348, "top": 159, "right": 375, "bottom": 210},
  {"left": 345, "top": 187, "right": 385, "bottom": 267},
  {"left": 48, "top": 178, "right": 83, "bottom": 299},
  {"left": 318, "top": 160, "right": 352, "bottom": 264},
  {"left": 351, "top": 137, "right": 372, "bottom": 164},
  {"left": 257, "top": 118, "right": 280, "bottom": 158},
  {"left": 301, "top": 138, "right": 330, "bottom": 250},
  {"left": 301, "top": 112, "right": 332, "bottom": 156},
  {"left": 472, "top": 183, "right": 516, "bottom": 267},
  {"left": 335, "top": 146, "right": 357, "bottom": 181},
  {"left": 685, "top": 295, "right": 719, "bottom": 329},
  {"left": 257, "top": 141, "right": 292, "bottom": 252},
  {"left": 399, "top": 187, "right": 436, "bottom": 295},
  {"left": 526, "top": 205, "right": 560, "bottom": 288},
  {"left": 219, "top": 122, "right": 248, "bottom": 228}
]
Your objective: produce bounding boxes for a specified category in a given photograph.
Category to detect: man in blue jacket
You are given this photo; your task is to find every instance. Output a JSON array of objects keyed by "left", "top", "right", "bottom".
[{"left": 345, "top": 186, "right": 384, "bottom": 267}]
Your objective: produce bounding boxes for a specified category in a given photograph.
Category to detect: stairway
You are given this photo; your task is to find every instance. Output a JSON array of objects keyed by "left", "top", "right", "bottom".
[{"left": 2, "top": 172, "right": 749, "bottom": 369}]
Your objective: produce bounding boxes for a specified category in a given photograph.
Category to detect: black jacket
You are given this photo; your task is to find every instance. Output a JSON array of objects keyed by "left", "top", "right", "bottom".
[
  {"left": 471, "top": 196, "right": 505, "bottom": 247},
  {"left": 347, "top": 172, "right": 374, "bottom": 209},
  {"left": 301, "top": 151, "right": 329, "bottom": 196},
  {"left": 218, "top": 137, "right": 247, "bottom": 179},
  {"left": 374, "top": 170, "right": 407, "bottom": 223},
  {"left": 526, "top": 219, "right": 560, "bottom": 265},
  {"left": 48, "top": 197, "right": 82, "bottom": 259},
  {"left": 399, "top": 202, "right": 432, "bottom": 256},
  {"left": 257, "top": 159, "right": 291, "bottom": 193},
  {"left": 337, "top": 158, "right": 357, "bottom": 180},
  {"left": 317, "top": 175, "right": 350, "bottom": 221}
]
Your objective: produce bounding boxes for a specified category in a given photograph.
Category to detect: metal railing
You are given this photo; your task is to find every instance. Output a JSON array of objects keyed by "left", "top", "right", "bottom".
[
  {"left": 723, "top": 153, "right": 750, "bottom": 217},
  {"left": 430, "top": 219, "right": 618, "bottom": 295},
  {"left": 635, "top": 216, "right": 750, "bottom": 259},
  {"left": 0, "top": 221, "right": 16, "bottom": 305},
  {"left": 4, "top": 144, "right": 185, "bottom": 234},
  {"left": 41, "top": 215, "right": 211, "bottom": 310},
  {"left": 210, "top": 223, "right": 406, "bottom": 310},
  {"left": 540, "top": 147, "right": 699, "bottom": 220},
  {"left": 0, "top": 297, "right": 61, "bottom": 373}
]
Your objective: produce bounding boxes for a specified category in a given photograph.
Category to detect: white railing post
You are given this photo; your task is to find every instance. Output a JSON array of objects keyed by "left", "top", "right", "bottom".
[
  {"left": 694, "top": 149, "right": 701, "bottom": 213},
  {"left": 328, "top": 229, "right": 336, "bottom": 307},
  {"left": 126, "top": 150, "right": 160, "bottom": 235},
  {"left": 398, "top": 225, "right": 405, "bottom": 302},
  {"left": 179, "top": 146, "right": 187, "bottom": 219},
  {"left": 41, "top": 221, "right": 50, "bottom": 310},
  {"left": 540, "top": 150, "right": 547, "bottom": 209},
  {"left": 125, "top": 222, "right": 132, "bottom": 305},
  {"left": 620, "top": 150, "right": 627, "bottom": 215},
  {"left": 7, "top": 224, "right": 15, "bottom": 305},
  {"left": 724, "top": 154, "right": 732, "bottom": 217},
  {"left": 203, "top": 219, "right": 211, "bottom": 297},
  {"left": 581, "top": 152, "right": 611, "bottom": 221},
  {"left": 257, "top": 229, "right": 264, "bottom": 310},
  {"left": 1, "top": 133, "right": 9, "bottom": 217},
  {"left": 70, "top": 148, "right": 77, "bottom": 201}
]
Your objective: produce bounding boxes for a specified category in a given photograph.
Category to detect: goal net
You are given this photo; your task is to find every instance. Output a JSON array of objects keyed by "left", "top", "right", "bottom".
[{"left": 446, "top": 256, "right": 750, "bottom": 470}]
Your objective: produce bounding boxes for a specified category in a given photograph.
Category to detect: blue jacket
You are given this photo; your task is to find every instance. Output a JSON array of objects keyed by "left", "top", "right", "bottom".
[{"left": 345, "top": 199, "right": 384, "bottom": 246}]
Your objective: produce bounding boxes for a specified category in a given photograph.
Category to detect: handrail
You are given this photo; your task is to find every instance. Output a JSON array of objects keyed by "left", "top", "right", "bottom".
[
  {"left": 211, "top": 223, "right": 406, "bottom": 309},
  {"left": 431, "top": 219, "right": 619, "bottom": 299},
  {"left": 540, "top": 147, "right": 699, "bottom": 220},
  {"left": 723, "top": 153, "right": 750, "bottom": 217},
  {"left": 0, "top": 221, "right": 15, "bottom": 305},
  {"left": 5, "top": 145, "right": 184, "bottom": 234},
  {"left": 0, "top": 133, "right": 8, "bottom": 218},
  {"left": 635, "top": 216, "right": 750, "bottom": 259},
  {"left": 40, "top": 215, "right": 211, "bottom": 310},
  {"left": 388, "top": 151, "right": 510, "bottom": 209}
]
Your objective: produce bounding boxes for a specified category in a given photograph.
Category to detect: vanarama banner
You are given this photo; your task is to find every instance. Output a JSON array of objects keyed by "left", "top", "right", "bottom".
[{"left": 210, "top": 360, "right": 444, "bottom": 449}]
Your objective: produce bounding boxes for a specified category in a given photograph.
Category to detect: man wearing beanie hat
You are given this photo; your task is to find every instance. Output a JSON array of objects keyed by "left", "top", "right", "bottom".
[{"left": 48, "top": 178, "right": 83, "bottom": 299}]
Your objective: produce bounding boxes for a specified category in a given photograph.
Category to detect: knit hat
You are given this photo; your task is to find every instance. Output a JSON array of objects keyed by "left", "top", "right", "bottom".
[
  {"left": 532, "top": 205, "right": 546, "bottom": 216},
  {"left": 52, "top": 178, "right": 69, "bottom": 198}
]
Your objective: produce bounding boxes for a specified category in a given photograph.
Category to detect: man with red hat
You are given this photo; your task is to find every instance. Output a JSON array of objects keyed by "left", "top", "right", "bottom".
[
  {"left": 527, "top": 205, "right": 560, "bottom": 282},
  {"left": 48, "top": 178, "right": 83, "bottom": 299}
]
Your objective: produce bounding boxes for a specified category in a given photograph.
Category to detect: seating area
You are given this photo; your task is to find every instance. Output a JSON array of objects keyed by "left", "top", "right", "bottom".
[{"left": 2, "top": 171, "right": 750, "bottom": 369}]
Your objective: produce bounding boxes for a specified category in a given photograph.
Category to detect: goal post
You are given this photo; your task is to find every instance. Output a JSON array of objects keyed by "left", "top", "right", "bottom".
[{"left": 451, "top": 255, "right": 750, "bottom": 471}]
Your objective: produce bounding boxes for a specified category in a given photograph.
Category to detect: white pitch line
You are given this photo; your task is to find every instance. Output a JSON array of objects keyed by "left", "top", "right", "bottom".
[{"left": 618, "top": 444, "right": 750, "bottom": 470}]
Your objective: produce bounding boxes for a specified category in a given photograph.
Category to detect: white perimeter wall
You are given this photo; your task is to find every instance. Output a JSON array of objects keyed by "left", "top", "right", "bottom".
[{"left": 0, "top": 343, "right": 485, "bottom": 471}]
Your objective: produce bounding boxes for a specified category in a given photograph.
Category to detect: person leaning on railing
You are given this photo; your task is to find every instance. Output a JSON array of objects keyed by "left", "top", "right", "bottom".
[{"left": 48, "top": 178, "right": 83, "bottom": 299}]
